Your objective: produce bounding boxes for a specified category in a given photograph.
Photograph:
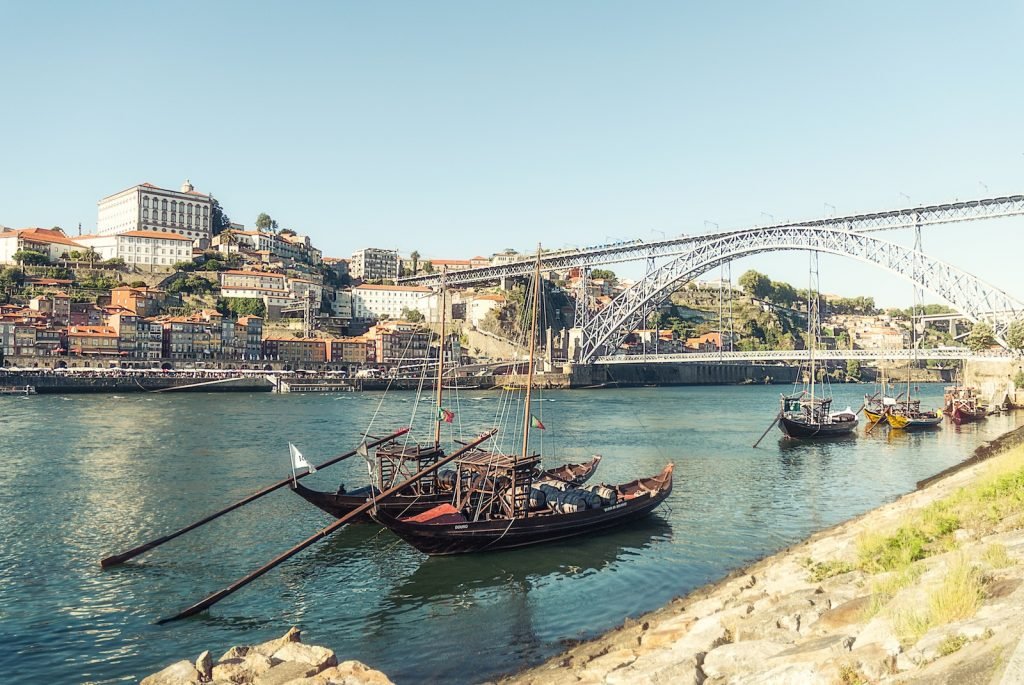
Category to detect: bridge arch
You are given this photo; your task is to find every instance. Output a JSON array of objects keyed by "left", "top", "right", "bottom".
[{"left": 578, "top": 226, "right": 1024, "bottom": 362}]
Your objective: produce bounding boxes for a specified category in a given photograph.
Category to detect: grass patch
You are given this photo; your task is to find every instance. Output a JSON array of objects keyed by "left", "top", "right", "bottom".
[
  {"left": 804, "top": 558, "right": 857, "bottom": 582},
  {"left": 889, "top": 555, "right": 986, "bottom": 646},
  {"left": 804, "top": 445, "right": 1024, "bottom": 584},
  {"left": 937, "top": 634, "right": 968, "bottom": 657},
  {"left": 982, "top": 543, "right": 1014, "bottom": 569},
  {"left": 837, "top": 663, "right": 868, "bottom": 685},
  {"left": 863, "top": 564, "right": 926, "bottom": 619},
  {"left": 928, "top": 556, "right": 985, "bottom": 625}
]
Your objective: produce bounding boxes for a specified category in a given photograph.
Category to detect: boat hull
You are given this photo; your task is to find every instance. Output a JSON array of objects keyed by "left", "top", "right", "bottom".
[
  {"left": 888, "top": 413, "right": 943, "bottom": 430},
  {"left": 951, "top": 406, "right": 987, "bottom": 424},
  {"left": 372, "top": 470, "right": 672, "bottom": 555},
  {"left": 778, "top": 415, "right": 858, "bottom": 439},
  {"left": 863, "top": 408, "right": 886, "bottom": 425},
  {"left": 292, "top": 456, "right": 602, "bottom": 523}
]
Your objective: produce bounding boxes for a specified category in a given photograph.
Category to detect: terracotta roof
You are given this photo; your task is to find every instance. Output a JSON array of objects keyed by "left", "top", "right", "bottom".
[
  {"left": 222, "top": 270, "right": 285, "bottom": 279},
  {"left": 15, "top": 227, "right": 81, "bottom": 247},
  {"left": 120, "top": 230, "right": 193, "bottom": 241},
  {"left": 354, "top": 284, "right": 431, "bottom": 293},
  {"left": 26, "top": 278, "right": 73, "bottom": 285},
  {"left": 221, "top": 286, "right": 290, "bottom": 294}
]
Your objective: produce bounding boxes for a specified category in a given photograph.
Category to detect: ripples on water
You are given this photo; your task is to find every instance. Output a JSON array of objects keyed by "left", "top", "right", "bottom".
[{"left": 0, "top": 385, "right": 1018, "bottom": 683}]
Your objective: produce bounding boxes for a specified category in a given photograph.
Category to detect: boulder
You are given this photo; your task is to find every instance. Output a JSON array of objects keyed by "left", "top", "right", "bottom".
[
  {"left": 252, "top": 627, "right": 303, "bottom": 658},
  {"left": 812, "top": 595, "right": 873, "bottom": 634},
  {"left": 850, "top": 615, "right": 900, "bottom": 655},
  {"left": 604, "top": 653, "right": 702, "bottom": 685},
  {"left": 578, "top": 648, "right": 637, "bottom": 679},
  {"left": 701, "top": 640, "right": 788, "bottom": 680},
  {"left": 218, "top": 646, "right": 250, "bottom": 663},
  {"left": 847, "top": 643, "right": 896, "bottom": 681},
  {"left": 212, "top": 653, "right": 274, "bottom": 684},
  {"left": 318, "top": 661, "right": 395, "bottom": 685},
  {"left": 141, "top": 660, "right": 202, "bottom": 685},
  {"left": 252, "top": 660, "right": 318, "bottom": 685},
  {"left": 196, "top": 650, "right": 213, "bottom": 682},
  {"left": 271, "top": 642, "right": 338, "bottom": 671},
  {"left": 638, "top": 616, "right": 695, "bottom": 649}
]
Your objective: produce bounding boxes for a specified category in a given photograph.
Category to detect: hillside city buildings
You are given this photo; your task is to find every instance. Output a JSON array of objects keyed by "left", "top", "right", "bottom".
[{"left": 0, "top": 176, "right": 940, "bottom": 372}]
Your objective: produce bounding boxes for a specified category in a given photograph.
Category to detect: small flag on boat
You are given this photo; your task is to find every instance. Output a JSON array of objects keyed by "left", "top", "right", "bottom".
[
  {"left": 438, "top": 408, "right": 455, "bottom": 423},
  {"left": 530, "top": 415, "right": 545, "bottom": 430},
  {"left": 356, "top": 440, "right": 370, "bottom": 461},
  {"left": 289, "top": 443, "right": 316, "bottom": 475}
]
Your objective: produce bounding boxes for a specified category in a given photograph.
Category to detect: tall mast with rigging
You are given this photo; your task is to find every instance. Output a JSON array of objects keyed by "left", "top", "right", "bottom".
[
  {"left": 521, "top": 245, "right": 542, "bottom": 461},
  {"left": 433, "top": 270, "right": 447, "bottom": 448}
]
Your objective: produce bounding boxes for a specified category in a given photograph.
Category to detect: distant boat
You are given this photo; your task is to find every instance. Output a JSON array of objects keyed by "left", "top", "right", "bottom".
[
  {"left": 779, "top": 393, "right": 859, "bottom": 438},
  {"left": 0, "top": 385, "right": 35, "bottom": 396},
  {"left": 943, "top": 378, "right": 988, "bottom": 424}
]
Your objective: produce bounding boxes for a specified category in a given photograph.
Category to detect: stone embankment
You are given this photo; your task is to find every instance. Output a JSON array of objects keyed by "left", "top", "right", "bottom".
[
  {"left": 503, "top": 424, "right": 1024, "bottom": 685},
  {"left": 141, "top": 628, "right": 392, "bottom": 685}
]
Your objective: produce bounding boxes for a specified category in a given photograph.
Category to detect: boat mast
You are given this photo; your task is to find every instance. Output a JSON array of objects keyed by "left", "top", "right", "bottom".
[
  {"left": 808, "top": 251, "right": 817, "bottom": 412},
  {"left": 521, "top": 245, "right": 542, "bottom": 461},
  {"left": 434, "top": 270, "right": 447, "bottom": 448}
]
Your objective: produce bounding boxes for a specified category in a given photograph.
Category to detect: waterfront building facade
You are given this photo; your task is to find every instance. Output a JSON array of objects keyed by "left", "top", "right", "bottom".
[
  {"left": 351, "top": 284, "right": 434, "bottom": 321},
  {"left": 350, "top": 248, "right": 399, "bottom": 281},
  {"left": 366, "top": 320, "right": 429, "bottom": 367},
  {"left": 75, "top": 231, "right": 193, "bottom": 270},
  {"left": 261, "top": 336, "right": 327, "bottom": 364},
  {"left": 97, "top": 180, "right": 212, "bottom": 247}
]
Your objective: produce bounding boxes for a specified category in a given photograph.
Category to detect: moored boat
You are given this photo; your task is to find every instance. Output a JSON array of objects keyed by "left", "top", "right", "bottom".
[
  {"left": 778, "top": 393, "right": 859, "bottom": 438},
  {"left": 371, "top": 464, "right": 673, "bottom": 555},
  {"left": 293, "top": 454, "right": 602, "bottom": 522},
  {"left": 372, "top": 245, "right": 673, "bottom": 555}
]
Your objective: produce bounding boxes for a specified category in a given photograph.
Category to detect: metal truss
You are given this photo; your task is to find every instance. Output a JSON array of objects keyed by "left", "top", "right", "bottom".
[
  {"left": 595, "top": 349, "right": 1014, "bottom": 364},
  {"left": 400, "top": 195, "right": 1024, "bottom": 288},
  {"left": 578, "top": 226, "right": 1024, "bottom": 362}
]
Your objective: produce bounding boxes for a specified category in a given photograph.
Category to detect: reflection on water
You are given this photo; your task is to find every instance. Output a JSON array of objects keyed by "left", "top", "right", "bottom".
[{"left": 0, "top": 386, "right": 1019, "bottom": 684}]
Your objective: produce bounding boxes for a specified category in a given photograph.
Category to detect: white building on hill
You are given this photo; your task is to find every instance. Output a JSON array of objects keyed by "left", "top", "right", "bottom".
[{"left": 97, "top": 179, "right": 212, "bottom": 248}]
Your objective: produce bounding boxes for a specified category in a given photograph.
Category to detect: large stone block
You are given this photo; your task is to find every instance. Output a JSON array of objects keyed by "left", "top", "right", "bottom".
[
  {"left": 701, "top": 639, "right": 788, "bottom": 680},
  {"left": 141, "top": 660, "right": 202, "bottom": 685}
]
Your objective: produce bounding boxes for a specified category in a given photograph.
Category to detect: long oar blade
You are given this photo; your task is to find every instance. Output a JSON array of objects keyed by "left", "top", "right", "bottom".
[
  {"left": 157, "top": 429, "right": 496, "bottom": 624},
  {"left": 753, "top": 412, "right": 782, "bottom": 448},
  {"left": 100, "top": 427, "right": 411, "bottom": 568}
]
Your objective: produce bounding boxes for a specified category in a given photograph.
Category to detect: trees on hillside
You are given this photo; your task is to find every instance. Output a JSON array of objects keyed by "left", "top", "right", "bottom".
[
  {"left": 210, "top": 197, "right": 231, "bottom": 236},
  {"left": 12, "top": 249, "right": 48, "bottom": 266},
  {"left": 739, "top": 270, "right": 772, "bottom": 299},
  {"left": 966, "top": 322, "right": 996, "bottom": 351},
  {"left": 1006, "top": 320, "right": 1024, "bottom": 352},
  {"left": 255, "top": 212, "right": 279, "bottom": 232}
]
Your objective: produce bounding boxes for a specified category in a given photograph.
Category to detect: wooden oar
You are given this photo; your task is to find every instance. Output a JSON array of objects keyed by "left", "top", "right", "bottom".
[
  {"left": 100, "top": 427, "right": 411, "bottom": 569},
  {"left": 156, "top": 428, "right": 497, "bottom": 624},
  {"left": 753, "top": 412, "right": 782, "bottom": 448}
]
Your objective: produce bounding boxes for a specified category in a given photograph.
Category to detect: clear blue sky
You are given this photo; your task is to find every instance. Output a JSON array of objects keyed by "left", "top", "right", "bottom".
[{"left": 2, "top": 1, "right": 1022, "bottom": 307}]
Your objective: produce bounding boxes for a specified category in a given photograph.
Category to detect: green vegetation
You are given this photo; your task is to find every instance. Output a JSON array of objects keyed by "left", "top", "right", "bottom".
[
  {"left": 1014, "top": 370, "right": 1024, "bottom": 389},
  {"left": 591, "top": 268, "right": 617, "bottom": 282},
  {"left": 936, "top": 634, "right": 968, "bottom": 657},
  {"left": 12, "top": 249, "right": 48, "bottom": 266},
  {"left": 210, "top": 196, "right": 231, "bottom": 236},
  {"left": 101, "top": 257, "right": 126, "bottom": 269},
  {"left": 803, "top": 558, "right": 856, "bottom": 582},
  {"left": 165, "top": 273, "right": 215, "bottom": 296},
  {"left": 76, "top": 273, "right": 122, "bottom": 290},
  {"left": 217, "top": 297, "right": 266, "bottom": 318},
  {"left": 966, "top": 322, "right": 996, "bottom": 351},
  {"left": 1006, "top": 320, "right": 1024, "bottom": 352},
  {"left": 401, "top": 307, "right": 425, "bottom": 323},
  {"left": 255, "top": 212, "right": 278, "bottom": 232}
]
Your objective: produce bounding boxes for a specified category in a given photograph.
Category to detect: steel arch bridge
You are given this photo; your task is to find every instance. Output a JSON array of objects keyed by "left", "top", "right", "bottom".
[{"left": 577, "top": 226, "right": 1024, "bottom": 363}]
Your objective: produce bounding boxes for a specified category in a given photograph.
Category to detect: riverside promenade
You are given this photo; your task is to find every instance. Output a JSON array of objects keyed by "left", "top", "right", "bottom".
[{"left": 501, "top": 421, "right": 1024, "bottom": 685}]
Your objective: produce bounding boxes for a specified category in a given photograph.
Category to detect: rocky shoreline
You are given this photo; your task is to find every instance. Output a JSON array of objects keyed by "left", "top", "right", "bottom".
[
  {"left": 141, "top": 628, "right": 393, "bottom": 685},
  {"left": 499, "top": 422, "right": 1024, "bottom": 685}
]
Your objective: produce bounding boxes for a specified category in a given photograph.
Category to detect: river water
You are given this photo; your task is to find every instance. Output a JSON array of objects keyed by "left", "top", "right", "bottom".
[{"left": 1, "top": 384, "right": 1018, "bottom": 684}]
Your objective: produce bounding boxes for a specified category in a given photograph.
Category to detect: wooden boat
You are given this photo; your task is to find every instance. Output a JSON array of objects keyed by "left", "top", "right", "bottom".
[
  {"left": 887, "top": 408, "right": 943, "bottom": 430},
  {"left": 371, "top": 464, "right": 674, "bottom": 555},
  {"left": 943, "top": 383, "right": 987, "bottom": 424},
  {"left": 292, "top": 454, "right": 602, "bottom": 522},
  {"left": 778, "top": 393, "right": 859, "bottom": 438},
  {"left": 372, "top": 246, "right": 673, "bottom": 555}
]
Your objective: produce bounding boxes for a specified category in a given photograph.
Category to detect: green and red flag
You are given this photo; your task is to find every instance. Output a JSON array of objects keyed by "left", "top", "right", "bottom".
[
  {"left": 530, "top": 415, "right": 545, "bottom": 430},
  {"left": 438, "top": 408, "right": 455, "bottom": 423}
]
